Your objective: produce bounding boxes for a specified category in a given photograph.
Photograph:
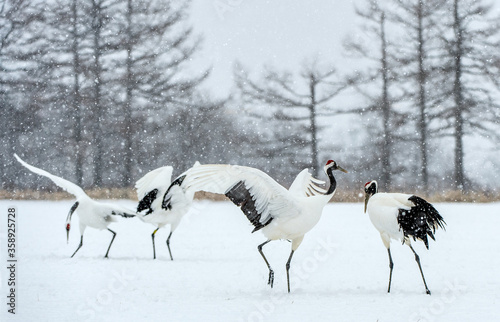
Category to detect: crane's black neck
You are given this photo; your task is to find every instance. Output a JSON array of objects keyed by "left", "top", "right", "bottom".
[
  {"left": 325, "top": 168, "right": 337, "bottom": 195},
  {"left": 66, "top": 201, "right": 79, "bottom": 222}
]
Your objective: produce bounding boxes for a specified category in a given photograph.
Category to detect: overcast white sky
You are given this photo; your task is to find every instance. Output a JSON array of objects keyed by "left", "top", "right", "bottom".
[
  {"left": 188, "top": 0, "right": 500, "bottom": 188},
  {"left": 190, "top": 0, "right": 358, "bottom": 97}
]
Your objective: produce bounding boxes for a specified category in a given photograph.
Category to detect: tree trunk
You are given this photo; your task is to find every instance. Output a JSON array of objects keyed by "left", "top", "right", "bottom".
[
  {"left": 123, "top": 0, "right": 133, "bottom": 187},
  {"left": 71, "top": 0, "right": 84, "bottom": 187},
  {"left": 416, "top": 1, "right": 429, "bottom": 192},
  {"left": 452, "top": 0, "right": 465, "bottom": 190},
  {"left": 380, "top": 12, "right": 392, "bottom": 190},
  {"left": 91, "top": 0, "right": 104, "bottom": 187},
  {"left": 309, "top": 74, "right": 319, "bottom": 177}
]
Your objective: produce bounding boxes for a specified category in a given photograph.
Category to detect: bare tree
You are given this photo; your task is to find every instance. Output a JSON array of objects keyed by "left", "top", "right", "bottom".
[
  {"left": 344, "top": 1, "right": 400, "bottom": 190},
  {"left": 387, "top": 0, "right": 448, "bottom": 192},
  {"left": 0, "top": 0, "right": 44, "bottom": 188},
  {"left": 69, "top": 0, "right": 86, "bottom": 186},
  {"left": 162, "top": 95, "right": 244, "bottom": 174},
  {"left": 87, "top": 0, "right": 113, "bottom": 186},
  {"left": 35, "top": 0, "right": 93, "bottom": 186},
  {"left": 113, "top": 0, "right": 207, "bottom": 186},
  {"left": 7, "top": 0, "right": 211, "bottom": 189},
  {"left": 439, "top": 0, "right": 500, "bottom": 190},
  {"left": 234, "top": 60, "right": 347, "bottom": 177}
]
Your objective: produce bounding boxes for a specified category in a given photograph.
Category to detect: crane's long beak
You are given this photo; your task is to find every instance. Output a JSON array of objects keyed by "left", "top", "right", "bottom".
[
  {"left": 337, "top": 166, "right": 348, "bottom": 173},
  {"left": 66, "top": 224, "right": 70, "bottom": 244},
  {"left": 364, "top": 193, "right": 370, "bottom": 213}
]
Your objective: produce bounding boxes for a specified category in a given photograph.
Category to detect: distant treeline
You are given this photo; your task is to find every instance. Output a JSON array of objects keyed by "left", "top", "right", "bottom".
[{"left": 4, "top": 188, "right": 500, "bottom": 203}]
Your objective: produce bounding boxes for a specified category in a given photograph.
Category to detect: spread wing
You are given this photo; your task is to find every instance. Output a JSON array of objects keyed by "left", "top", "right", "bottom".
[
  {"left": 139, "top": 162, "right": 200, "bottom": 215},
  {"left": 288, "top": 168, "right": 326, "bottom": 197},
  {"left": 175, "top": 164, "right": 300, "bottom": 232},
  {"left": 14, "top": 154, "right": 87, "bottom": 199},
  {"left": 135, "top": 166, "right": 173, "bottom": 200}
]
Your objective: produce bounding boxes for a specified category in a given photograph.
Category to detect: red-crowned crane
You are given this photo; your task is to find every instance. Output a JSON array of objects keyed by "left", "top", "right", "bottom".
[
  {"left": 364, "top": 180, "right": 446, "bottom": 295},
  {"left": 14, "top": 154, "right": 135, "bottom": 258},
  {"left": 135, "top": 162, "right": 199, "bottom": 260},
  {"left": 163, "top": 160, "right": 347, "bottom": 292}
]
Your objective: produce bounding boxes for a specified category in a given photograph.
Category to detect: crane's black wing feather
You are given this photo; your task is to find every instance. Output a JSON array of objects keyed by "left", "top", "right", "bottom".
[
  {"left": 137, "top": 189, "right": 158, "bottom": 216},
  {"left": 397, "top": 195, "right": 446, "bottom": 249},
  {"left": 225, "top": 181, "right": 273, "bottom": 232}
]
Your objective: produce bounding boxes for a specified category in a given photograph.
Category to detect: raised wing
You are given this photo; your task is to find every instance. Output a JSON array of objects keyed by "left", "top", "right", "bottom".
[
  {"left": 288, "top": 168, "right": 326, "bottom": 197},
  {"left": 14, "top": 154, "right": 87, "bottom": 199},
  {"left": 135, "top": 166, "right": 173, "bottom": 200},
  {"left": 136, "top": 189, "right": 158, "bottom": 215},
  {"left": 177, "top": 164, "right": 300, "bottom": 232},
  {"left": 152, "top": 162, "right": 201, "bottom": 215}
]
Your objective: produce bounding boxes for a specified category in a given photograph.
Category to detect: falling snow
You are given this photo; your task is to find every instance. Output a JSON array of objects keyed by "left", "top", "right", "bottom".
[{"left": 2, "top": 1, "right": 500, "bottom": 321}]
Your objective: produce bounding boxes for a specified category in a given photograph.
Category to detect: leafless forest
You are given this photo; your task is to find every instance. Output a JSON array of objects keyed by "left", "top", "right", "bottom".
[{"left": 2, "top": 0, "right": 500, "bottom": 196}]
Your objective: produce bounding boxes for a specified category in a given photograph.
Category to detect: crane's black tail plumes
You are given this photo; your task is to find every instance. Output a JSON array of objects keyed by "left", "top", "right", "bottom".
[{"left": 398, "top": 196, "right": 446, "bottom": 249}]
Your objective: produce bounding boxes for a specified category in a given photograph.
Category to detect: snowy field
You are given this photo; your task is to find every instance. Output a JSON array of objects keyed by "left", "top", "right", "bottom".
[{"left": 0, "top": 199, "right": 499, "bottom": 321}]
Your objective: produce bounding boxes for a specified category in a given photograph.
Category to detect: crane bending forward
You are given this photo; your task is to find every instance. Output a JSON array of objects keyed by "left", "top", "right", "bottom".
[{"left": 15, "top": 154, "right": 135, "bottom": 258}]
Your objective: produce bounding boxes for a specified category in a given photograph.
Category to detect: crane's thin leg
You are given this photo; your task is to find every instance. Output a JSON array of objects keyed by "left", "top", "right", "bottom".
[
  {"left": 166, "top": 231, "right": 173, "bottom": 261},
  {"left": 409, "top": 245, "right": 431, "bottom": 295},
  {"left": 387, "top": 248, "right": 394, "bottom": 293},
  {"left": 285, "top": 250, "right": 295, "bottom": 293},
  {"left": 71, "top": 235, "right": 83, "bottom": 258},
  {"left": 104, "top": 229, "right": 116, "bottom": 258},
  {"left": 151, "top": 228, "right": 159, "bottom": 259},
  {"left": 257, "top": 240, "right": 274, "bottom": 288}
]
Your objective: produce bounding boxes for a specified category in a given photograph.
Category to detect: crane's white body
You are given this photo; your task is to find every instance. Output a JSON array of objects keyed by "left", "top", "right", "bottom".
[
  {"left": 366, "top": 192, "right": 413, "bottom": 248},
  {"left": 136, "top": 165, "right": 195, "bottom": 231},
  {"left": 77, "top": 196, "right": 118, "bottom": 231},
  {"left": 181, "top": 164, "right": 332, "bottom": 250},
  {"left": 260, "top": 194, "right": 330, "bottom": 247},
  {"left": 139, "top": 201, "right": 186, "bottom": 231},
  {"left": 136, "top": 163, "right": 199, "bottom": 259},
  {"left": 73, "top": 196, "right": 135, "bottom": 233}
]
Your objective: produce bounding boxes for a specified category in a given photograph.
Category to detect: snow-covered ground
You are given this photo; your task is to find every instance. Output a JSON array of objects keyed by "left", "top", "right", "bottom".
[{"left": 0, "top": 200, "right": 499, "bottom": 321}]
